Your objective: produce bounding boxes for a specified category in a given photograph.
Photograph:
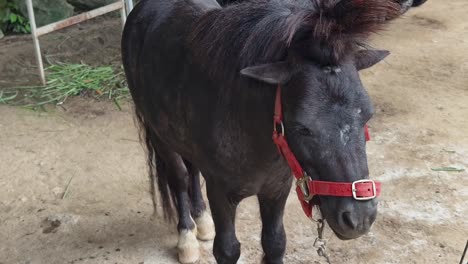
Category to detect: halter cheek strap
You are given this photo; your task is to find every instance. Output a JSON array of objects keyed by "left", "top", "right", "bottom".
[{"left": 272, "top": 85, "right": 381, "bottom": 218}]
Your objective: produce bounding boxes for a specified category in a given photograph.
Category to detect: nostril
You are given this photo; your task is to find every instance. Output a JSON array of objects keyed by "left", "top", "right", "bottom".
[
  {"left": 342, "top": 212, "right": 357, "bottom": 230},
  {"left": 412, "top": 0, "right": 427, "bottom": 7}
]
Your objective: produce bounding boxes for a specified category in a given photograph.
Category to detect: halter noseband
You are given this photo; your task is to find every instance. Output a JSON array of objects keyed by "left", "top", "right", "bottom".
[{"left": 272, "top": 85, "right": 381, "bottom": 218}]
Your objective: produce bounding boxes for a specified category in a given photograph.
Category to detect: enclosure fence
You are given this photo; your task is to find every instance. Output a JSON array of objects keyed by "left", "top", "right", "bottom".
[{"left": 25, "top": 0, "right": 134, "bottom": 86}]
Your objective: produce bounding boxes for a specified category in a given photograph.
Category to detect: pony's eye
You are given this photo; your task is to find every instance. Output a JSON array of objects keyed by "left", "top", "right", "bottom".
[{"left": 292, "top": 125, "right": 314, "bottom": 136}]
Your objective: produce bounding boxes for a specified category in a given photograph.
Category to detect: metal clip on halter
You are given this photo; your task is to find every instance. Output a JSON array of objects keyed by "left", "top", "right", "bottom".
[
  {"left": 273, "top": 119, "right": 285, "bottom": 136},
  {"left": 296, "top": 174, "right": 314, "bottom": 201}
]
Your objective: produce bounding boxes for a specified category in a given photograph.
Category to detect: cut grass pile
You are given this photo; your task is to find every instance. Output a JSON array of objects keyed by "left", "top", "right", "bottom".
[{"left": 0, "top": 63, "right": 129, "bottom": 110}]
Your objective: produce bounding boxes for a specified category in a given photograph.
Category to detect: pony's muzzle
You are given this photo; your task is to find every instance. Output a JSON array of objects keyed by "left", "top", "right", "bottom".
[{"left": 321, "top": 197, "right": 378, "bottom": 240}]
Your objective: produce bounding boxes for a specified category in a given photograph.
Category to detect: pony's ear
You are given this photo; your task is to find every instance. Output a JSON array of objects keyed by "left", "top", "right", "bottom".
[
  {"left": 240, "top": 62, "right": 291, "bottom": 85},
  {"left": 355, "top": 50, "right": 390, "bottom": 70}
]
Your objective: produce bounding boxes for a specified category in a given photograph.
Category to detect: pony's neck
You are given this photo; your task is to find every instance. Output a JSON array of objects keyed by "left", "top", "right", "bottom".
[{"left": 222, "top": 80, "right": 277, "bottom": 144}]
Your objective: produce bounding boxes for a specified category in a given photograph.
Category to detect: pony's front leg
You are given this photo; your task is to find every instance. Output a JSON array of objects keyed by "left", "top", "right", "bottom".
[
  {"left": 258, "top": 179, "right": 292, "bottom": 264},
  {"left": 206, "top": 181, "right": 241, "bottom": 264}
]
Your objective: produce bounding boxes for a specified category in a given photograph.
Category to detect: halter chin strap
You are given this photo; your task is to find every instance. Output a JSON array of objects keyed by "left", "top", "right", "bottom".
[{"left": 272, "top": 85, "right": 381, "bottom": 218}]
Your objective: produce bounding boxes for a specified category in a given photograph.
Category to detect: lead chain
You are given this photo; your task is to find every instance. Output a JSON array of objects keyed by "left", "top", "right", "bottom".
[{"left": 313, "top": 219, "right": 331, "bottom": 263}]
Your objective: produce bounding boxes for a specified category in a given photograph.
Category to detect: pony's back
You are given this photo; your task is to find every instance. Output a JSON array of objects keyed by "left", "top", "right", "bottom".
[{"left": 121, "top": 0, "right": 219, "bottom": 111}]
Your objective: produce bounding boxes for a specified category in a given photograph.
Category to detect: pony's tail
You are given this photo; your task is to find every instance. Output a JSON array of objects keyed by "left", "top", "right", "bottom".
[
  {"left": 122, "top": 6, "right": 176, "bottom": 221},
  {"left": 135, "top": 110, "right": 176, "bottom": 221}
]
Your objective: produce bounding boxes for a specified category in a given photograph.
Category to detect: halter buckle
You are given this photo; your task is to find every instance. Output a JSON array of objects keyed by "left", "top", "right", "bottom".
[
  {"left": 296, "top": 174, "right": 314, "bottom": 201},
  {"left": 352, "top": 179, "right": 377, "bottom": 201}
]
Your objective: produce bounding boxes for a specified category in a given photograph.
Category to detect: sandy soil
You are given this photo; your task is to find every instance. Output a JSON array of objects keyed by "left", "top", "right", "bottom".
[{"left": 0, "top": 0, "right": 467, "bottom": 263}]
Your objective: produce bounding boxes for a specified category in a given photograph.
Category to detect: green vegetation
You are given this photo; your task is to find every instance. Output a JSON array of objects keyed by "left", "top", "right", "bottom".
[
  {"left": 0, "top": 63, "right": 129, "bottom": 110},
  {"left": 431, "top": 166, "right": 465, "bottom": 172},
  {"left": 0, "top": 0, "right": 31, "bottom": 34}
]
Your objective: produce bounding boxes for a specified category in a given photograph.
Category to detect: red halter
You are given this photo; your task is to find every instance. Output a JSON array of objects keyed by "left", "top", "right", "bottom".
[{"left": 272, "top": 85, "right": 381, "bottom": 218}]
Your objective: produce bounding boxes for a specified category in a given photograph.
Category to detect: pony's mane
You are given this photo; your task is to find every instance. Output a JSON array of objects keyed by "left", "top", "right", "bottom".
[{"left": 189, "top": 0, "right": 401, "bottom": 84}]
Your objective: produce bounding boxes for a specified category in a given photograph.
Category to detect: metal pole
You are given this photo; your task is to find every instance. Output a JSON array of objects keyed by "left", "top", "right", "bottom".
[
  {"left": 120, "top": 0, "right": 126, "bottom": 28},
  {"left": 26, "top": 0, "right": 46, "bottom": 86},
  {"left": 460, "top": 240, "right": 468, "bottom": 264},
  {"left": 36, "top": 2, "right": 124, "bottom": 37},
  {"left": 126, "top": 0, "right": 134, "bottom": 14}
]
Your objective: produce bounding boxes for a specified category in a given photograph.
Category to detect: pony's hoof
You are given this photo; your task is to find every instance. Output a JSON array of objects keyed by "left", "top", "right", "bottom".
[
  {"left": 177, "top": 229, "right": 200, "bottom": 264},
  {"left": 194, "top": 211, "right": 215, "bottom": 241}
]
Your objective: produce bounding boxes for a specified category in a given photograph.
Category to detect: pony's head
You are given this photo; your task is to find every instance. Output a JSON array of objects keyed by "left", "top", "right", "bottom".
[
  {"left": 191, "top": 0, "right": 402, "bottom": 240},
  {"left": 238, "top": 0, "right": 401, "bottom": 239}
]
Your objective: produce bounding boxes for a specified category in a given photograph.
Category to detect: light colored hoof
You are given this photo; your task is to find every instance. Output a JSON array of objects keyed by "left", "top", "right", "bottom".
[
  {"left": 177, "top": 229, "right": 200, "bottom": 264},
  {"left": 194, "top": 211, "right": 215, "bottom": 241}
]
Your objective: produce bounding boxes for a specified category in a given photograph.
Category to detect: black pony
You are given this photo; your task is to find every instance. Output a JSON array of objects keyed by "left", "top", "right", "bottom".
[{"left": 122, "top": 0, "right": 402, "bottom": 263}]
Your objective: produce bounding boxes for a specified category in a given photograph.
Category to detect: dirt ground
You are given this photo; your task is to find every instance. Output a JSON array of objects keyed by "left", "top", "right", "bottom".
[
  {"left": 0, "top": 15, "right": 122, "bottom": 89},
  {"left": 0, "top": 0, "right": 467, "bottom": 263}
]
